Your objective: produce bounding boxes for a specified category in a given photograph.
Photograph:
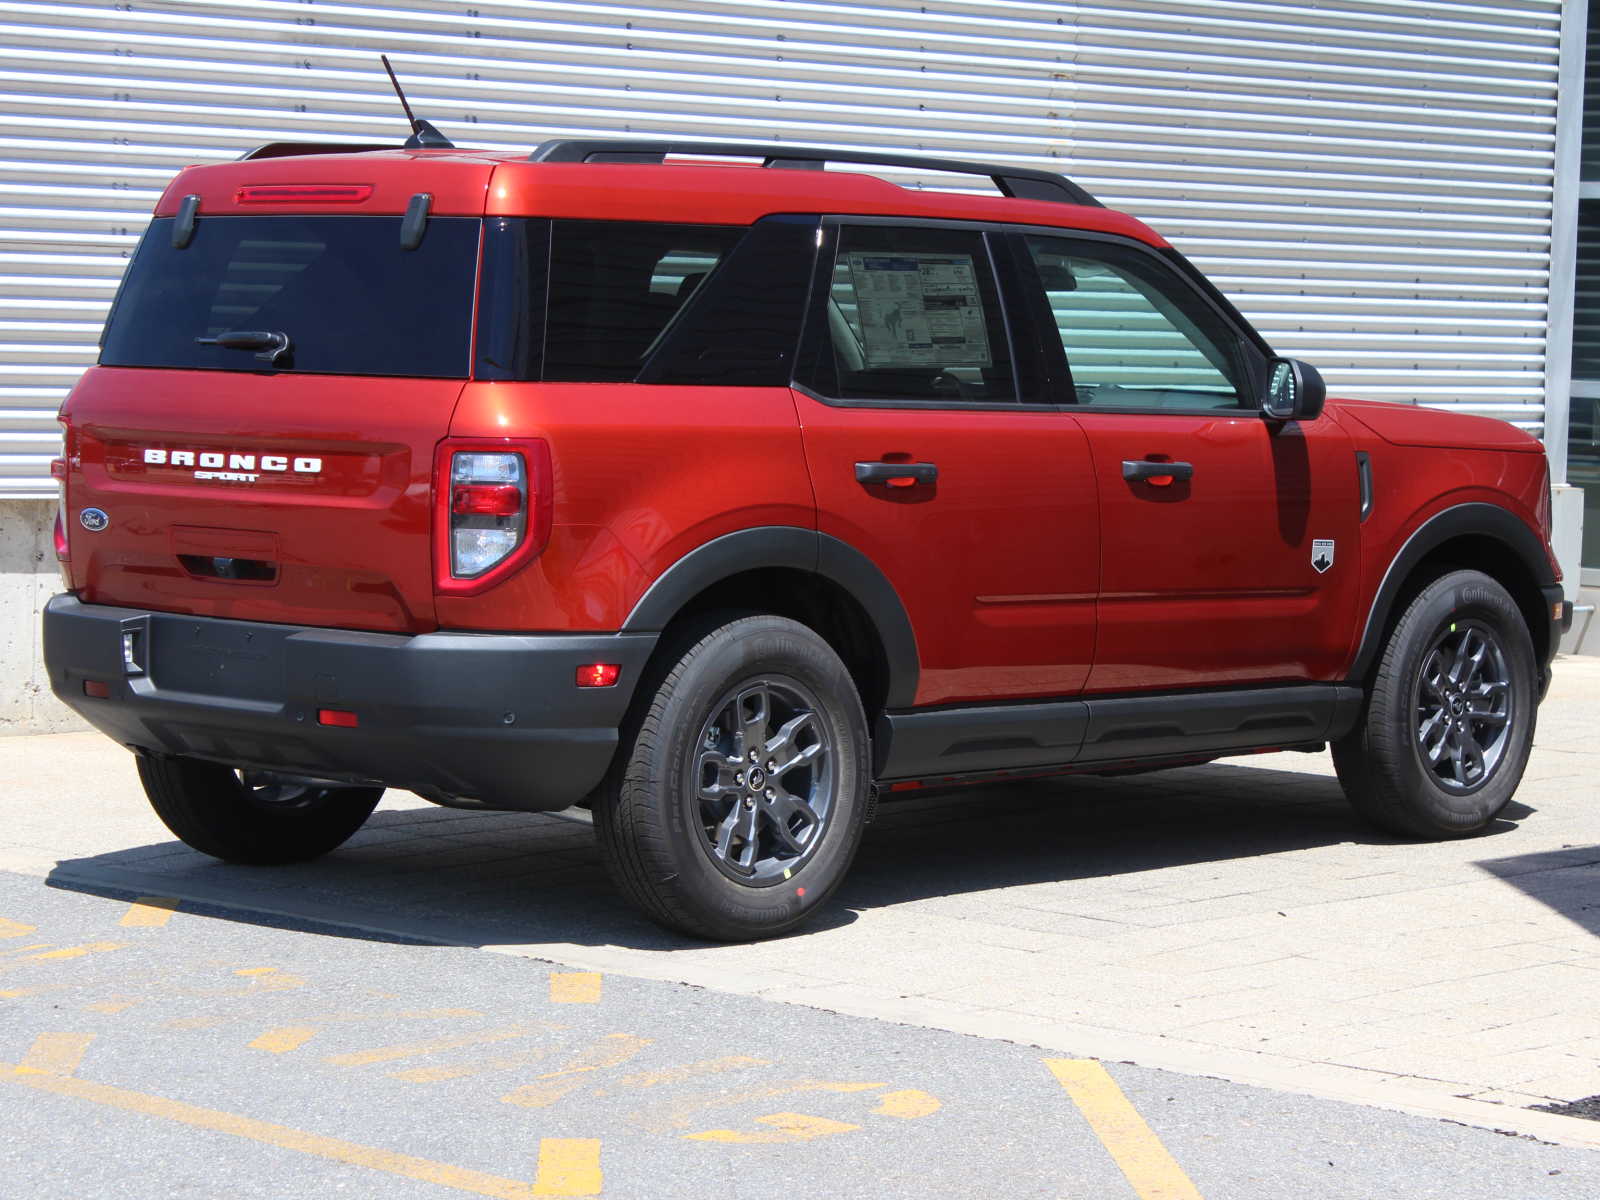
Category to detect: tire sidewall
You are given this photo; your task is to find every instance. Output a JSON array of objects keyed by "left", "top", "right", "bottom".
[
  {"left": 645, "top": 618, "right": 869, "bottom": 937},
  {"left": 1378, "top": 570, "right": 1536, "bottom": 833}
]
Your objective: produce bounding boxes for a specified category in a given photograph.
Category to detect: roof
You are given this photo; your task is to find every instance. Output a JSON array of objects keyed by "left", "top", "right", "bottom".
[{"left": 153, "top": 146, "right": 1166, "bottom": 247}]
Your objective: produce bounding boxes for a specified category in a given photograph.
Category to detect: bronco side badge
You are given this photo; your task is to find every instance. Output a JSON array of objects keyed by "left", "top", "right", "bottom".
[
  {"left": 79, "top": 507, "right": 109, "bottom": 532},
  {"left": 1311, "top": 538, "right": 1335, "bottom": 573}
]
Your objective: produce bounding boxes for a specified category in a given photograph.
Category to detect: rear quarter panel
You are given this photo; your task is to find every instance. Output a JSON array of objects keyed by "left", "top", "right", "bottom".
[{"left": 441, "top": 382, "right": 814, "bottom": 631}]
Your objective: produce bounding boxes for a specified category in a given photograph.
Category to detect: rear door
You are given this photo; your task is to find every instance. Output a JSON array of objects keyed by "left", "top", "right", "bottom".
[
  {"left": 1013, "top": 232, "right": 1360, "bottom": 692},
  {"left": 794, "top": 219, "right": 1099, "bottom": 708},
  {"left": 63, "top": 210, "right": 481, "bottom": 633}
]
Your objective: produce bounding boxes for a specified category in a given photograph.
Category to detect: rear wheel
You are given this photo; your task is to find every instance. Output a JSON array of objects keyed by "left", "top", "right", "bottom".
[
  {"left": 1333, "top": 569, "right": 1536, "bottom": 839},
  {"left": 136, "top": 753, "right": 382, "bottom": 864},
  {"left": 595, "top": 614, "right": 870, "bottom": 942}
]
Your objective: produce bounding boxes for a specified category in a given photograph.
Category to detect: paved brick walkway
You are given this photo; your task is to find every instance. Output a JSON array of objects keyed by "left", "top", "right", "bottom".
[{"left": 4, "top": 656, "right": 1598, "bottom": 1136}]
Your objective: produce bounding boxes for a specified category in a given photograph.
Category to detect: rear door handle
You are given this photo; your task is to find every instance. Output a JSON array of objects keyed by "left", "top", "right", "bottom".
[
  {"left": 1121, "top": 459, "right": 1193, "bottom": 486},
  {"left": 855, "top": 461, "right": 938, "bottom": 488}
]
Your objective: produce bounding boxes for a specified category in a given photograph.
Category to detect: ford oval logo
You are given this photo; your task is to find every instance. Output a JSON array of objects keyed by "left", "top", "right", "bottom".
[{"left": 79, "top": 507, "right": 109, "bottom": 532}]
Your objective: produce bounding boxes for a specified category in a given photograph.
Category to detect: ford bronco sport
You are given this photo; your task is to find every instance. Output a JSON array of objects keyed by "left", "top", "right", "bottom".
[{"left": 44, "top": 136, "right": 1574, "bottom": 941}]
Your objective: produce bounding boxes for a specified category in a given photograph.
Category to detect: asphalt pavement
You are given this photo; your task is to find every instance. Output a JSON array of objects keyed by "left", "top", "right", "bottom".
[{"left": 4, "top": 656, "right": 1600, "bottom": 1195}]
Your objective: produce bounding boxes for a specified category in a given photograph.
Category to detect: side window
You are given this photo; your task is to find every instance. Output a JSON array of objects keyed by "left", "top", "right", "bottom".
[
  {"left": 543, "top": 221, "right": 745, "bottom": 382},
  {"left": 803, "top": 225, "right": 1017, "bottom": 403},
  {"left": 1025, "top": 235, "right": 1247, "bottom": 410}
]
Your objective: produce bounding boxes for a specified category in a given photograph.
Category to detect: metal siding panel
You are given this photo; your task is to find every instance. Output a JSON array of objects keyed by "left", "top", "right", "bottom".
[{"left": 0, "top": 0, "right": 1561, "bottom": 494}]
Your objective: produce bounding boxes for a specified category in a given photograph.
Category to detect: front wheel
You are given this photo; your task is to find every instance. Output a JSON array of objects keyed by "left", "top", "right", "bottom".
[
  {"left": 595, "top": 615, "right": 870, "bottom": 941},
  {"left": 137, "top": 753, "right": 383, "bottom": 864},
  {"left": 1333, "top": 569, "right": 1537, "bottom": 839}
]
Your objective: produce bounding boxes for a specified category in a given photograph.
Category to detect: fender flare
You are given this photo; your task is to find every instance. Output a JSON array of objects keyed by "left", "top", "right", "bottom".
[
  {"left": 621, "top": 526, "right": 921, "bottom": 708},
  {"left": 1348, "top": 502, "right": 1555, "bottom": 683}
]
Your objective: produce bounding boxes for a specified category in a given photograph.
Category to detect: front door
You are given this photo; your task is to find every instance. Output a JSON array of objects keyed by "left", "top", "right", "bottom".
[
  {"left": 794, "top": 220, "right": 1099, "bottom": 708},
  {"left": 1013, "top": 232, "right": 1360, "bottom": 693}
]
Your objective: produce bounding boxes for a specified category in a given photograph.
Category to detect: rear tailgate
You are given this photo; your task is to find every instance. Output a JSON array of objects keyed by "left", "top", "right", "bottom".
[
  {"left": 59, "top": 156, "right": 494, "bottom": 632},
  {"left": 64, "top": 367, "right": 462, "bottom": 632}
]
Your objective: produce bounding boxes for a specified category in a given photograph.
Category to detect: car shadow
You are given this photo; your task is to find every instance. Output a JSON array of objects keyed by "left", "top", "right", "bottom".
[
  {"left": 1473, "top": 843, "right": 1600, "bottom": 938},
  {"left": 44, "top": 759, "right": 1529, "bottom": 953}
]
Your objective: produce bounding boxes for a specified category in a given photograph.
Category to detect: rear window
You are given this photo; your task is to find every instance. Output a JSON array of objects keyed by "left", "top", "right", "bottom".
[{"left": 100, "top": 215, "right": 479, "bottom": 378}]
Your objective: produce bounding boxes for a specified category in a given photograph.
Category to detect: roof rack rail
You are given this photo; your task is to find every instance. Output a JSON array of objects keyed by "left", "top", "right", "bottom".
[
  {"left": 527, "top": 139, "right": 1101, "bottom": 208},
  {"left": 238, "top": 142, "right": 394, "bottom": 161}
]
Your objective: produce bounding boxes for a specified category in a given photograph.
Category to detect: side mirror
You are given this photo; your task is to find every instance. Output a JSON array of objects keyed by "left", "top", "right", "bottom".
[{"left": 1263, "top": 357, "right": 1326, "bottom": 422}]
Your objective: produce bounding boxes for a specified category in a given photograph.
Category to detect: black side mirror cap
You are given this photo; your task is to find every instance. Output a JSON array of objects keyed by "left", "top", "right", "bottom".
[{"left": 1263, "top": 357, "right": 1326, "bottom": 422}]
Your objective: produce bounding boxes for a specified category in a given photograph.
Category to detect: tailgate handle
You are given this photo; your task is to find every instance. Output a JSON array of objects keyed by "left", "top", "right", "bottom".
[{"left": 855, "top": 461, "right": 938, "bottom": 488}]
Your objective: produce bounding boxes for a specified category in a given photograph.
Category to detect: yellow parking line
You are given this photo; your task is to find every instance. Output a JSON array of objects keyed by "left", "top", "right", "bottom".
[
  {"left": 549, "top": 972, "right": 602, "bottom": 1004},
  {"left": 250, "top": 1027, "right": 321, "bottom": 1054},
  {"left": 326, "top": 1026, "right": 536, "bottom": 1069},
  {"left": 0, "top": 918, "right": 36, "bottom": 938},
  {"left": 532, "top": 1138, "right": 602, "bottom": 1197},
  {"left": 501, "top": 1034, "right": 650, "bottom": 1108},
  {"left": 1, "top": 1063, "right": 535, "bottom": 1198},
  {"left": 25, "top": 942, "right": 126, "bottom": 962},
  {"left": 18, "top": 1033, "right": 94, "bottom": 1077},
  {"left": 119, "top": 897, "right": 180, "bottom": 927},
  {"left": 1046, "top": 1059, "right": 1203, "bottom": 1200}
]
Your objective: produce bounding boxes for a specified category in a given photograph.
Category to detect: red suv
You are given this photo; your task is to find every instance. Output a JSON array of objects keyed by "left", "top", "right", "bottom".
[{"left": 44, "top": 138, "right": 1573, "bottom": 941}]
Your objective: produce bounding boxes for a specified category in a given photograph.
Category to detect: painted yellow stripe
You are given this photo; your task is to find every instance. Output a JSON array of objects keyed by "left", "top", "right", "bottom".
[
  {"left": 1046, "top": 1059, "right": 1203, "bottom": 1200},
  {"left": 26, "top": 942, "right": 125, "bottom": 962},
  {"left": 2, "top": 1064, "right": 535, "bottom": 1199},
  {"left": 872, "top": 1089, "right": 941, "bottom": 1119},
  {"left": 250, "top": 1026, "right": 321, "bottom": 1054},
  {"left": 531, "top": 1138, "right": 602, "bottom": 1196},
  {"left": 500, "top": 1034, "right": 650, "bottom": 1108},
  {"left": 549, "top": 972, "right": 601, "bottom": 1004},
  {"left": 326, "top": 1026, "right": 535, "bottom": 1068},
  {"left": 120, "top": 897, "right": 179, "bottom": 927},
  {"left": 686, "top": 1112, "right": 860, "bottom": 1144},
  {"left": 18, "top": 1033, "right": 94, "bottom": 1077},
  {"left": 0, "top": 918, "right": 36, "bottom": 938}
]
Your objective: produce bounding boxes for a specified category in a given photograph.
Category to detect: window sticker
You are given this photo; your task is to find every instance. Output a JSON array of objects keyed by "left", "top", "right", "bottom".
[{"left": 844, "top": 252, "right": 992, "bottom": 368}]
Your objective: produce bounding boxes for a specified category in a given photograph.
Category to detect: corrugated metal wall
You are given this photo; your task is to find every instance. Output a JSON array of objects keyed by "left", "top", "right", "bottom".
[{"left": 0, "top": 0, "right": 1563, "bottom": 497}]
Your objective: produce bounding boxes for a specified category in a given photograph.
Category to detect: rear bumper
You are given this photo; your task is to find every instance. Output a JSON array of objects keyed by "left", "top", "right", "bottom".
[{"left": 43, "top": 595, "right": 656, "bottom": 811}]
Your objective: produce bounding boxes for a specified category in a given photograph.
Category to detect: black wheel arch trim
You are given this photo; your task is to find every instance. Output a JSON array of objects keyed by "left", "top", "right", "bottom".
[
  {"left": 1349, "top": 502, "right": 1557, "bottom": 684},
  {"left": 621, "top": 526, "right": 921, "bottom": 709}
]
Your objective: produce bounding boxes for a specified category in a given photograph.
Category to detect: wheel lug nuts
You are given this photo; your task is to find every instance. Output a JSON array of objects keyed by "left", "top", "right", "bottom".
[
  {"left": 766, "top": 760, "right": 777, "bottom": 772},
  {"left": 735, "top": 772, "right": 744, "bottom": 785},
  {"left": 749, "top": 750, "right": 759, "bottom": 762},
  {"left": 765, "top": 788, "right": 776, "bottom": 800},
  {"left": 743, "top": 798, "right": 754, "bottom": 810}
]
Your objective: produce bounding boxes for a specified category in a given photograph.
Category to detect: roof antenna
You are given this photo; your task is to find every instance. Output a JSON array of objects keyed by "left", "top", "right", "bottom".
[{"left": 380, "top": 54, "right": 454, "bottom": 150}]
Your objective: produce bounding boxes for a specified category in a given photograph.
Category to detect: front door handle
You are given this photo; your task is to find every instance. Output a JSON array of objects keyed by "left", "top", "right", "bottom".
[
  {"left": 1121, "top": 459, "right": 1193, "bottom": 487},
  {"left": 855, "top": 461, "right": 938, "bottom": 488}
]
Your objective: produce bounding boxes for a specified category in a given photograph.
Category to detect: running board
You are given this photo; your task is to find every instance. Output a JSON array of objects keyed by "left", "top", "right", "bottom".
[{"left": 875, "top": 684, "right": 1364, "bottom": 781}]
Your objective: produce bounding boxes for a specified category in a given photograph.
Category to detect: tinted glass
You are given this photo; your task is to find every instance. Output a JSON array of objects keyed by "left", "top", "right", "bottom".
[
  {"left": 643, "top": 215, "right": 818, "bottom": 387},
  {"left": 804, "top": 225, "right": 1016, "bottom": 403},
  {"left": 544, "top": 221, "right": 745, "bottom": 382},
  {"left": 101, "top": 215, "right": 479, "bottom": 378},
  {"left": 1025, "top": 235, "right": 1246, "bottom": 410}
]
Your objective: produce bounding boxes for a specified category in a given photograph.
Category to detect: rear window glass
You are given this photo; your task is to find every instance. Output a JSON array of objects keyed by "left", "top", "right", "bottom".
[
  {"left": 543, "top": 221, "right": 745, "bottom": 382},
  {"left": 100, "top": 215, "right": 479, "bottom": 378}
]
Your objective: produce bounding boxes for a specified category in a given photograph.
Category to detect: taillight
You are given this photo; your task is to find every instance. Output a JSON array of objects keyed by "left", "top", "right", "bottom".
[
  {"left": 434, "top": 439, "right": 553, "bottom": 595},
  {"left": 50, "top": 447, "right": 70, "bottom": 588}
]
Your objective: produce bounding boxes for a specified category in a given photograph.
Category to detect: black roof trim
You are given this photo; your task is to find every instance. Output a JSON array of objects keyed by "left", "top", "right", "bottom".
[
  {"left": 527, "top": 139, "right": 1101, "bottom": 208},
  {"left": 238, "top": 142, "right": 395, "bottom": 161}
]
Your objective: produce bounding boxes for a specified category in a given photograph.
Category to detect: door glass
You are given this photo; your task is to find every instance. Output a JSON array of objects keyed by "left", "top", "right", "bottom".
[
  {"left": 804, "top": 225, "right": 1017, "bottom": 403},
  {"left": 1025, "top": 236, "right": 1247, "bottom": 410}
]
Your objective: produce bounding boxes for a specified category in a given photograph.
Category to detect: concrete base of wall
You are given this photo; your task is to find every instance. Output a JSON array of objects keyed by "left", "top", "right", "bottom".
[
  {"left": 1562, "top": 585, "right": 1600, "bottom": 657},
  {"left": 1, "top": 499, "right": 86, "bottom": 735}
]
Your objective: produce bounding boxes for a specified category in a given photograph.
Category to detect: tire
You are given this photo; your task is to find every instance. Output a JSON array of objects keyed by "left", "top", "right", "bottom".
[
  {"left": 595, "top": 614, "right": 871, "bottom": 942},
  {"left": 136, "top": 753, "right": 383, "bottom": 864},
  {"left": 1333, "top": 569, "right": 1537, "bottom": 839}
]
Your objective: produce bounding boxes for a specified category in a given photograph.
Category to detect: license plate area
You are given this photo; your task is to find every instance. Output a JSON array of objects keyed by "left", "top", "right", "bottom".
[{"left": 150, "top": 616, "right": 286, "bottom": 701}]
